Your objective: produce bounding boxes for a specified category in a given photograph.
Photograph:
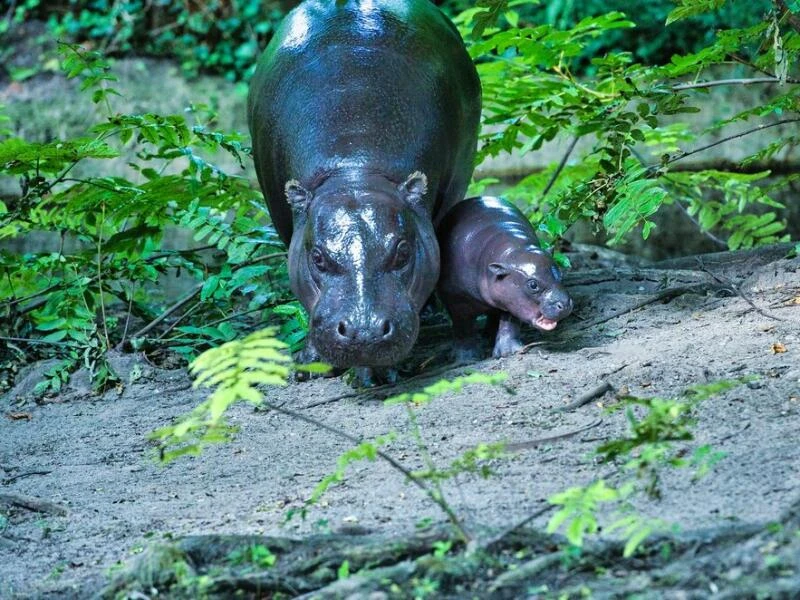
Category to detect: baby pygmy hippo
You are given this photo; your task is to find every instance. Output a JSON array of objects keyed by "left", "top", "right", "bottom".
[{"left": 437, "top": 196, "right": 573, "bottom": 360}]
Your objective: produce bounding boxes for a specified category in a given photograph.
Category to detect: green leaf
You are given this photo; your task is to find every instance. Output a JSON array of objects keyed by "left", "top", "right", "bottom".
[
  {"left": 666, "top": 1, "right": 727, "bottom": 26},
  {"left": 337, "top": 560, "right": 350, "bottom": 579}
]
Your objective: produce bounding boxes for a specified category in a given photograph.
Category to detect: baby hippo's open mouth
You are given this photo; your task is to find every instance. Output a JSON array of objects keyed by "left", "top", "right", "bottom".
[{"left": 533, "top": 315, "right": 559, "bottom": 331}]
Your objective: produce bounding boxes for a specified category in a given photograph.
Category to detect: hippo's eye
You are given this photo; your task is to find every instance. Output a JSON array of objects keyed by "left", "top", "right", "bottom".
[
  {"left": 391, "top": 239, "right": 411, "bottom": 270},
  {"left": 527, "top": 279, "right": 540, "bottom": 293},
  {"left": 310, "top": 247, "right": 329, "bottom": 272}
]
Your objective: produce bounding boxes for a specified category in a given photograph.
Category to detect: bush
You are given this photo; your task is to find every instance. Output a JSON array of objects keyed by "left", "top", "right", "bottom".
[
  {"left": 0, "top": 45, "right": 298, "bottom": 392},
  {"left": 1, "top": 0, "right": 285, "bottom": 81}
]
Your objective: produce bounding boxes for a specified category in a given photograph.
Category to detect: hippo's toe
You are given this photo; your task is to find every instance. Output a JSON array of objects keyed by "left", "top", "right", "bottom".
[
  {"left": 492, "top": 337, "right": 524, "bottom": 358},
  {"left": 294, "top": 343, "right": 338, "bottom": 381}
]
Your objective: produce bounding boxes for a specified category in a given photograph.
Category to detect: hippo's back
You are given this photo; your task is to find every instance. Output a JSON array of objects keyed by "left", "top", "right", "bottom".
[
  {"left": 247, "top": 0, "right": 481, "bottom": 244},
  {"left": 438, "top": 196, "right": 540, "bottom": 297},
  {"left": 439, "top": 196, "right": 539, "bottom": 253}
]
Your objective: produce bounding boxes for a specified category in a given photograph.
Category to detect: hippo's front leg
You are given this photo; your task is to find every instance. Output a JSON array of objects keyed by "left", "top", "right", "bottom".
[
  {"left": 352, "top": 367, "right": 398, "bottom": 388},
  {"left": 492, "top": 312, "right": 524, "bottom": 358},
  {"left": 450, "top": 311, "right": 483, "bottom": 363},
  {"left": 294, "top": 339, "right": 336, "bottom": 381}
]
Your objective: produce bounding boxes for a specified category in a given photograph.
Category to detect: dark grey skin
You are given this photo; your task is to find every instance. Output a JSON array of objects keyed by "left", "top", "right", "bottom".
[
  {"left": 247, "top": 0, "right": 481, "bottom": 381},
  {"left": 437, "top": 196, "right": 574, "bottom": 361}
]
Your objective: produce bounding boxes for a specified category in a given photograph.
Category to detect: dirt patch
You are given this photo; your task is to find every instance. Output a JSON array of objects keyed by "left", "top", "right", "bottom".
[{"left": 1, "top": 246, "right": 799, "bottom": 598}]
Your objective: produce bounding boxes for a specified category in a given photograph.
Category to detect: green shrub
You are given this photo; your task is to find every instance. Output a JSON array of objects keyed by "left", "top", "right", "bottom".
[
  {"left": 0, "top": 45, "right": 294, "bottom": 392},
  {"left": 1, "top": 0, "right": 285, "bottom": 81}
]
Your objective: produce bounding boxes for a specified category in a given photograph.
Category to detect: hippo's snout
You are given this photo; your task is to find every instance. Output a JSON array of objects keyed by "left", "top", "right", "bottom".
[
  {"left": 336, "top": 317, "right": 396, "bottom": 344},
  {"left": 541, "top": 292, "right": 574, "bottom": 323},
  {"left": 310, "top": 308, "right": 419, "bottom": 368}
]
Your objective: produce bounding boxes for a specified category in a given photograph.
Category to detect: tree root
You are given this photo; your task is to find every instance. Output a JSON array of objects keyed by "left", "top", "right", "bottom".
[{"left": 97, "top": 497, "right": 800, "bottom": 599}]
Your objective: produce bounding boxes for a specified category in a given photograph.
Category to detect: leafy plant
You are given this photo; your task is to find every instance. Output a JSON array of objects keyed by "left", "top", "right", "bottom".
[
  {"left": 459, "top": 0, "right": 799, "bottom": 251},
  {"left": 295, "top": 372, "right": 510, "bottom": 540},
  {"left": 175, "top": 336, "right": 509, "bottom": 541},
  {"left": 227, "top": 544, "right": 278, "bottom": 569},
  {"left": 1, "top": 45, "right": 296, "bottom": 393},
  {"left": 150, "top": 327, "right": 328, "bottom": 461},
  {"left": 546, "top": 378, "right": 750, "bottom": 557},
  {"left": 1, "top": 0, "right": 285, "bottom": 82}
]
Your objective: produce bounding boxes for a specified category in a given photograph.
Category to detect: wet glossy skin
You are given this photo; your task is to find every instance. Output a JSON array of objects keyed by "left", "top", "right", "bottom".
[
  {"left": 437, "top": 196, "right": 574, "bottom": 360},
  {"left": 288, "top": 171, "right": 439, "bottom": 367},
  {"left": 247, "top": 0, "right": 481, "bottom": 371}
]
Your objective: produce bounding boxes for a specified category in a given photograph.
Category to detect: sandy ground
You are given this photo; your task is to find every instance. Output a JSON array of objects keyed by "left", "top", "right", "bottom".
[{"left": 1, "top": 247, "right": 798, "bottom": 598}]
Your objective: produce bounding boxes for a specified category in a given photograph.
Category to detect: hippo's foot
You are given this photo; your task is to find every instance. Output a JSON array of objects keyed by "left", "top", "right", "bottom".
[
  {"left": 453, "top": 339, "right": 484, "bottom": 363},
  {"left": 492, "top": 336, "right": 524, "bottom": 358},
  {"left": 492, "top": 313, "right": 524, "bottom": 358},
  {"left": 350, "top": 367, "right": 399, "bottom": 388},
  {"left": 293, "top": 344, "right": 336, "bottom": 381}
]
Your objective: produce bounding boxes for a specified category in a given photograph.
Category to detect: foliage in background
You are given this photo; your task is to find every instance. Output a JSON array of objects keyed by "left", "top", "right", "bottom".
[
  {"left": 0, "top": 0, "right": 795, "bottom": 394},
  {"left": 1, "top": 0, "right": 284, "bottom": 82},
  {"left": 462, "top": 0, "right": 799, "bottom": 251},
  {"left": 0, "top": 0, "right": 793, "bottom": 413},
  {"left": 0, "top": 45, "right": 298, "bottom": 392},
  {"left": 485, "top": 0, "right": 767, "bottom": 69},
  {"left": 0, "top": 0, "right": 782, "bottom": 84}
]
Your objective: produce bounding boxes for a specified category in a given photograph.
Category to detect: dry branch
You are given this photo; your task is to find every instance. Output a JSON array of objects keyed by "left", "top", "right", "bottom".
[
  {"left": 0, "top": 492, "right": 68, "bottom": 516},
  {"left": 552, "top": 382, "right": 613, "bottom": 413},
  {"left": 97, "top": 497, "right": 800, "bottom": 599},
  {"left": 504, "top": 418, "right": 603, "bottom": 451}
]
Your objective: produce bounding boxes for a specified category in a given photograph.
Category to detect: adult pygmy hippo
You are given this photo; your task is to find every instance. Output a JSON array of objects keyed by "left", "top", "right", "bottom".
[
  {"left": 247, "top": 0, "right": 481, "bottom": 380},
  {"left": 437, "top": 196, "right": 573, "bottom": 360}
]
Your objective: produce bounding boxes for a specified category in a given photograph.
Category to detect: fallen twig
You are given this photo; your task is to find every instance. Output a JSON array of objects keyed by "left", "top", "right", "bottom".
[
  {"left": 519, "top": 338, "right": 569, "bottom": 354},
  {"left": 0, "top": 493, "right": 68, "bottom": 516},
  {"left": 717, "top": 421, "right": 752, "bottom": 443},
  {"left": 601, "top": 362, "right": 629, "bottom": 377},
  {"left": 504, "top": 418, "right": 603, "bottom": 451},
  {"left": 695, "top": 261, "right": 785, "bottom": 321},
  {"left": 552, "top": 382, "right": 613, "bottom": 413},
  {"left": 579, "top": 283, "right": 724, "bottom": 330},
  {"left": 2, "top": 470, "right": 52, "bottom": 485}
]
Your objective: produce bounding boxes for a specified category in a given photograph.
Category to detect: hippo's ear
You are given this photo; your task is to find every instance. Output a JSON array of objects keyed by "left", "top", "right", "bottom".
[
  {"left": 285, "top": 180, "right": 312, "bottom": 215},
  {"left": 488, "top": 263, "right": 511, "bottom": 280},
  {"left": 398, "top": 171, "right": 428, "bottom": 206}
]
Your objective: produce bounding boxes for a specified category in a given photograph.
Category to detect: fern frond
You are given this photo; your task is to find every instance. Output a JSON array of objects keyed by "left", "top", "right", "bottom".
[{"left": 154, "top": 327, "right": 293, "bottom": 461}]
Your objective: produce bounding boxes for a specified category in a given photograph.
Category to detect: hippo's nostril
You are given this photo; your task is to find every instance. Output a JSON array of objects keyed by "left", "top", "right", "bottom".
[
  {"left": 381, "top": 320, "right": 393, "bottom": 338},
  {"left": 554, "top": 297, "right": 573, "bottom": 313}
]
